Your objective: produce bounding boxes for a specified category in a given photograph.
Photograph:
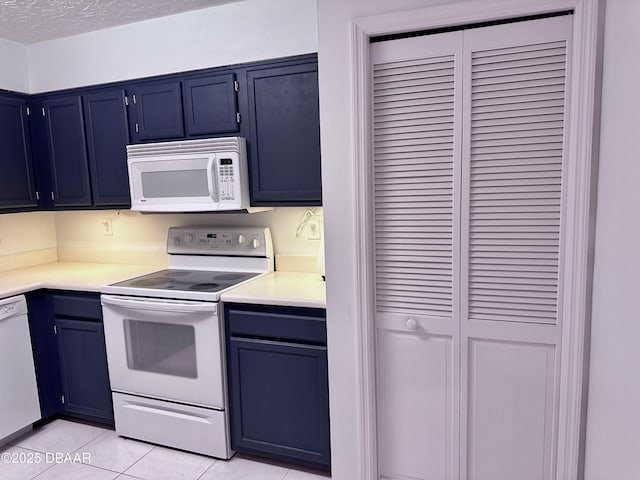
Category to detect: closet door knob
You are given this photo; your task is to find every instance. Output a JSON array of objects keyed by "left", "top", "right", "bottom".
[{"left": 406, "top": 317, "right": 418, "bottom": 331}]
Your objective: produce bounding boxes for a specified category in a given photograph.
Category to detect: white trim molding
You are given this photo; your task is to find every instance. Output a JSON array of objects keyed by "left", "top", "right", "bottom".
[
  {"left": 350, "top": 19, "right": 378, "bottom": 480},
  {"left": 350, "top": 1, "right": 603, "bottom": 478}
]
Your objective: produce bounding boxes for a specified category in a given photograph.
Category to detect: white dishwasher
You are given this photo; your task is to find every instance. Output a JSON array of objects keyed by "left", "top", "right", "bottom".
[{"left": 0, "top": 295, "right": 40, "bottom": 442}]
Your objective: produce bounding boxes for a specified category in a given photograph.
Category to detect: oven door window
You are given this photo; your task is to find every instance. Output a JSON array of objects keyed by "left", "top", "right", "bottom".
[{"left": 124, "top": 319, "right": 197, "bottom": 378}]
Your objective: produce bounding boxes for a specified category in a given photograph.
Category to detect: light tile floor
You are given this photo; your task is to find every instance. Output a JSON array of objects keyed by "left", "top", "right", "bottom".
[{"left": 1, "top": 419, "right": 330, "bottom": 480}]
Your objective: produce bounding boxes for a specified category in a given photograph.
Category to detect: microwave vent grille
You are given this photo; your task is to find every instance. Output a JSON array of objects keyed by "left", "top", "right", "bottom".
[{"left": 126, "top": 137, "right": 244, "bottom": 158}]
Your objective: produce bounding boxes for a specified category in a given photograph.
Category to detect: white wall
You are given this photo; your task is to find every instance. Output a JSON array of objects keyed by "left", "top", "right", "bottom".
[
  {"left": 27, "top": 0, "right": 317, "bottom": 93},
  {"left": 584, "top": 1, "right": 640, "bottom": 478},
  {"left": 0, "top": 38, "right": 29, "bottom": 92}
]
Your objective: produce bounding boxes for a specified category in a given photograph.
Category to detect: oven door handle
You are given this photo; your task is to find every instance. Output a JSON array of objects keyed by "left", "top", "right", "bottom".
[{"left": 101, "top": 294, "right": 217, "bottom": 314}]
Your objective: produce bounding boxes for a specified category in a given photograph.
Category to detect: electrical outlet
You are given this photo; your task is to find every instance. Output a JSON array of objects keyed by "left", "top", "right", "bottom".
[
  {"left": 102, "top": 217, "right": 113, "bottom": 236},
  {"left": 308, "top": 219, "right": 321, "bottom": 240}
]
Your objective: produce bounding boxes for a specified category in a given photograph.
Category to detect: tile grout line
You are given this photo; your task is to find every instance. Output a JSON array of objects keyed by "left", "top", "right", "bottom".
[
  {"left": 115, "top": 471, "right": 148, "bottom": 480},
  {"left": 73, "top": 428, "right": 110, "bottom": 453},
  {"left": 3, "top": 445, "right": 58, "bottom": 480},
  {"left": 5, "top": 421, "right": 100, "bottom": 480},
  {"left": 195, "top": 457, "right": 219, "bottom": 480},
  {"left": 120, "top": 444, "right": 161, "bottom": 478},
  {"left": 29, "top": 423, "right": 111, "bottom": 480},
  {"left": 15, "top": 420, "right": 106, "bottom": 479},
  {"left": 128, "top": 444, "right": 218, "bottom": 480},
  {"left": 69, "top": 426, "right": 159, "bottom": 475}
]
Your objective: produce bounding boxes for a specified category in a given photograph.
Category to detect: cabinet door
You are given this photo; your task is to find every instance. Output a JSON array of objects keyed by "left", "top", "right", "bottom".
[
  {"left": 372, "top": 32, "right": 462, "bottom": 480},
  {"left": 459, "top": 18, "right": 569, "bottom": 480},
  {"left": 183, "top": 73, "right": 239, "bottom": 135},
  {"left": 246, "top": 60, "right": 322, "bottom": 205},
  {"left": 130, "top": 81, "right": 184, "bottom": 141},
  {"left": 228, "top": 337, "right": 330, "bottom": 469},
  {"left": 83, "top": 90, "right": 131, "bottom": 206},
  {"left": 55, "top": 318, "right": 114, "bottom": 424},
  {"left": 26, "top": 291, "right": 64, "bottom": 419},
  {"left": 0, "top": 95, "right": 38, "bottom": 209},
  {"left": 43, "top": 97, "right": 92, "bottom": 207}
]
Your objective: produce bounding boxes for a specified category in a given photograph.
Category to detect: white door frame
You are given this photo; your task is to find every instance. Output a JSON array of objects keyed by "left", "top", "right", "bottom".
[{"left": 349, "top": 1, "right": 603, "bottom": 478}]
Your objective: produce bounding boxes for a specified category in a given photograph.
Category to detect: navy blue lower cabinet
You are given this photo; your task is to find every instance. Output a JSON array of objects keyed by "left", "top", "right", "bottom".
[
  {"left": 26, "top": 291, "right": 114, "bottom": 426},
  {"left": 55, "top": 318, "right": 113, "bottom": 424},
  {"left": 226, "top": 304, "right": 330, "bottom": 471},
  {"left": 26, "top": 291, "right": 64, "bottom": 419}
]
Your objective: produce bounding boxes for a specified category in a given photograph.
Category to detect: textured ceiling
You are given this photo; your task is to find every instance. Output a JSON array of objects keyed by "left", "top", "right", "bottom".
[{"left": 0, "top": 0, "right": 241, "bottom": 44}]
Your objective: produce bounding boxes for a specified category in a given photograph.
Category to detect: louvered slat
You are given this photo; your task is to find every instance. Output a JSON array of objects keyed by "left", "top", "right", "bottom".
[
  {"left": 467, "top": 40, "right": 565, "bottom": 325},
  {"left": 373, "top": 55, "right": 456, "bottom": 318}
]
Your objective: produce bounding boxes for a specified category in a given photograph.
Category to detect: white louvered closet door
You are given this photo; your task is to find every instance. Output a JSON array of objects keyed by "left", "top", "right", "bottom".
[
  {"left": 371, "top": 31, "right": 462, "bottom": 480},
  {"left": 460, "top": 16, "right": 571, "bottom": 480},
  {"left": 371, "top": 14, "right": 572, "bottom": 480}
]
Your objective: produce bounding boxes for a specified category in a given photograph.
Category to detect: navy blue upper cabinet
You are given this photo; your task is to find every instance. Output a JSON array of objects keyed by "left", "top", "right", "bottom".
[
  {"left": 182, "top": 73, "right": 239, "bottom": 135},
  {"left": 0, "top": 94, "right": 38, "bottom": 209},
  {"left": 245, "top": 58, "right": 322, "bottom": 206},
  {"left": 43, "top": 97, "right": 92, "bottom": 207},
  {"left": 129, "top": 74, "right": 239, "bottom": 142},
  {"left": 83, "top": 90, "right": 131, "bottom": 207},
  {"left": 0, "top": 54, "right": 321, "bottom": 215},
  {"left": 129, "top": 81, "right": 184, "bottom": 142}
]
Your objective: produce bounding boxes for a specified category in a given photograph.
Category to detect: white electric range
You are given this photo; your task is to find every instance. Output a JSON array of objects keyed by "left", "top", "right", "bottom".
[{"left": 101, "top": 226, "right": 273, "bottom": 458}]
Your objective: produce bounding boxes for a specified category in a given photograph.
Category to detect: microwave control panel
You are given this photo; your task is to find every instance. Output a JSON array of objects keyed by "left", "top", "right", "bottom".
[{"left": 218, "top": 157, "right": 236, "bottom": 201}]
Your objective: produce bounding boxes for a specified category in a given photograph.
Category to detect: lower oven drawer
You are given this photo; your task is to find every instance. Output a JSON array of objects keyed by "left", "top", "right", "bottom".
[{"left": 112, "top": 392, "right": 232, "bottom": 459}]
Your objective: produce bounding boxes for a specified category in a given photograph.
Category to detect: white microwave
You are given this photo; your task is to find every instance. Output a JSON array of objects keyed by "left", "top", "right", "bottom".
[{"left": 127, "top": 137, "right": 266, "bottom": 213}]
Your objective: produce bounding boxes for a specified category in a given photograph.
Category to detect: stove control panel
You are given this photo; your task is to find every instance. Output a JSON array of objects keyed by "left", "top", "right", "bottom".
[{"left": 167, "top": 226, "right": 272, "bottom": 258}]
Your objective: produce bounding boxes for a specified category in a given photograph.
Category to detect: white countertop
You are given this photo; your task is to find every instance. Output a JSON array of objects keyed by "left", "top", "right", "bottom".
[
  {"left": 221, "top": 271, "right": 326, "bottom": 309},
  {"left": 0, "top": 262, "right": 326, "bottom": 309},
  {"left": 0, "top": 262, "right": 162, "bottom": 298}
]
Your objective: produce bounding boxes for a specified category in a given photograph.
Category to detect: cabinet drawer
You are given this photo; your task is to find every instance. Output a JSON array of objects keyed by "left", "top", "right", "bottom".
[
  {"left": 51, "top": 292, "right": 102, "bottom": 321},
  {"left": 113, "top": 392, "right": 230, "bottom": 458},
  {"left": 225, "top": 304, "right": 326, "bottom": 345}
]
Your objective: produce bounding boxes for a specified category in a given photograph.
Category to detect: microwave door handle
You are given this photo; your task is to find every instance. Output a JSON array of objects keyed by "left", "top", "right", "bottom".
[{"left": 207, "top": 156, "right": 219, "bottom": 203}]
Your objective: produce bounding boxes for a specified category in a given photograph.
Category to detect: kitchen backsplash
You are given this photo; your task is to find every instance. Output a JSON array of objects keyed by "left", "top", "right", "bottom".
[
  {"left": 0, "top": 208, "right": 322, "bottom": 271},
  {"left": 55, "top": 208, "right": 322, "bottom": 265},
  {"left": 0, "top": 211, "right": 56, "bottom": 255}
]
